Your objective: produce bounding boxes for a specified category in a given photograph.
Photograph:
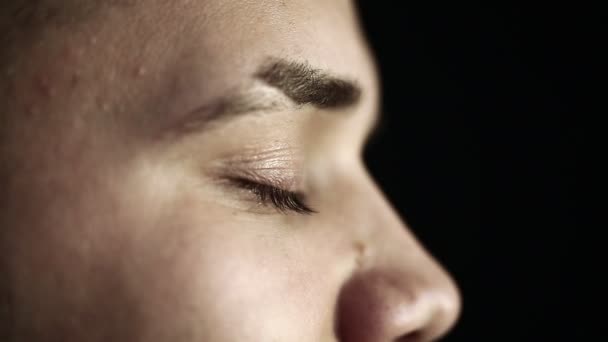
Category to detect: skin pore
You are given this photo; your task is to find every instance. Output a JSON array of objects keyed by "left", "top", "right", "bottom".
[{"left": 0, "top": 1, "right": 461, "bottom": 341}]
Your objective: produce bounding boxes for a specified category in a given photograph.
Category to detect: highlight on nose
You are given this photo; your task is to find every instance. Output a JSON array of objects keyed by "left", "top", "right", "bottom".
[{"left": 335, "top": 269, "right": 461, "bottom": 341}]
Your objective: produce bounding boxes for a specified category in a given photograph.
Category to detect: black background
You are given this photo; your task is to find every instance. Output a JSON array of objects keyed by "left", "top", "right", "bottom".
[{"left": 357, "top": 3, "right": 582, "bottom": 341}]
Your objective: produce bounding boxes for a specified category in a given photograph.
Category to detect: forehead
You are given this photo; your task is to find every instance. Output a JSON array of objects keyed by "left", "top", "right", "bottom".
[
  {"left": 3, "top": 0, "right": 377, "bottom": 135},
  {"left": 0, "top": 1, "right": 379, "bottom": 172},
  {"left": 14, "top": 1, "right": 371, "bottom": 73}
]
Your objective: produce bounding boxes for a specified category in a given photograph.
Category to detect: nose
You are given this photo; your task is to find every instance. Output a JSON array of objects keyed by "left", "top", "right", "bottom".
[
  {"left": 337, "top": 269, "right": 460, "bottom": 341},
  {"left": 335, "top": 172, "right": 461, "bottom": 341}
]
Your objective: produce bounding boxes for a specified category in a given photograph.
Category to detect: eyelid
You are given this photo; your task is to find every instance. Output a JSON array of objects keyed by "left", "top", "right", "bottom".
[
  {"left": 225, "top": 176, "right": 316, "bottom": 215},
  {"left": 211, "top": 145, "right": 304, "bottom": 190},
  {"left": 207, "top": 145, "right": 312, "bottom": 215}
]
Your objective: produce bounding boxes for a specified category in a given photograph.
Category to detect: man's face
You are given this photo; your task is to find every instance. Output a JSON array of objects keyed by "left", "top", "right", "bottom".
[{"left": 1, "top": 1, "right": 460, "bottom": 341}]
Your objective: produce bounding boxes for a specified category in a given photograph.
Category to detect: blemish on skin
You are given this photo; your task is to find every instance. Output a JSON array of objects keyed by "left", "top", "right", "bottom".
[
  {"left": 62, "top": 46, "right": 83, "bottom": 60},
  {"left": 89, "top": 36, "right": 98, "bottom": 46},
  {"left": 71, "top": 47, "right": 85, "bottom": 58},
  {"left": 35, "top": 76, "right": 54, "bottom": 98},
  {"left": 26, "top": 105, "right": 40, "bottom": 117},
  {"left": 136, "top": 66, "right": 147, "bottom": 77},
  {"left": 354, "top": 241, "right": 367, "bottom": 268},
  {"left": 70, "top": 73, "right": 81, "bottom": 89}
]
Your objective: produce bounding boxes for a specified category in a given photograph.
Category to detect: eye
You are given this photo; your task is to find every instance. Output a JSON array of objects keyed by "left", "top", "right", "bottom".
[{"left": 227, "top": 177, "right": 316, "bottom": 215}]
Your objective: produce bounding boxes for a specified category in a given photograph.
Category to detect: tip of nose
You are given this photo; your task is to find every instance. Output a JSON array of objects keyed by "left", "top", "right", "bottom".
[
  {"left": 390, "top": 288, "right": 461, "bottom": 341},
  {"left": 336, "top": 271, "right": 461, "bottom": 341},
  {"left": 423, "top": 287, "right": 462, "bottom": 340}
]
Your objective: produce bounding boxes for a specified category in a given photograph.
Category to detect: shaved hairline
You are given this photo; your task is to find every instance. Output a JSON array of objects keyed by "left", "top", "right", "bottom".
[
  {"left": 0, "top": 0, "right": 139, "bottom": 31},
  {"left": 0, "top": 0, "right": 139, "bottom": 93},
  {"left": 1, "top": 0, "right": 103, "bottom": 63}
]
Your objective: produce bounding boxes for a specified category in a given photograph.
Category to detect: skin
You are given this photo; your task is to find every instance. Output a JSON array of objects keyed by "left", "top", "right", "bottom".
[{"left": 0, "top": 1, "right": 461, "bottom": 341}]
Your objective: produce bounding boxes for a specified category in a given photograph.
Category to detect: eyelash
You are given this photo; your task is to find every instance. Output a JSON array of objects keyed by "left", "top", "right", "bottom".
[{"left": 227, "top": 177, "right": 316, "bottom": 215}]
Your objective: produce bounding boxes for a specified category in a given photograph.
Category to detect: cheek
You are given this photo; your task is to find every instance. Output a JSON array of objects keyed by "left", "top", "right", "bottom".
[
  {"left": 122, "top": 196, "right": 342, "bottom": 340},
  {"left": 5, "top": 152, "right": 350, "bottom": 340}
]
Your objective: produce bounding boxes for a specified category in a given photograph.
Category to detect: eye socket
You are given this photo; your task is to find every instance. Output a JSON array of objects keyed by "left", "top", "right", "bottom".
[{"left": 227, "top": 177, "right": 316, "bottom": 215}]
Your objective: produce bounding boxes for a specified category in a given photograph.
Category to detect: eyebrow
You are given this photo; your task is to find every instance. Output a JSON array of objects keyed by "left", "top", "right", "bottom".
[
  {"left": 255, "top": 58, "right": 361, "bottom": 108},
  {"left": 164, "top": 58, "right": 362, "bottom": 138}
]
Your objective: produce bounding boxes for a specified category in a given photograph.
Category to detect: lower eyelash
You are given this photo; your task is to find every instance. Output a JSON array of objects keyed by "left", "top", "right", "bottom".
[{"left": 227, "top": 177, "right": 316, "bottom": 215}]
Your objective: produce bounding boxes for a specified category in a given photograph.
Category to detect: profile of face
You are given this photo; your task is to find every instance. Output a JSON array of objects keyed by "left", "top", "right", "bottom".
[{"left": 0, "top": 1, "right": 460, "bottom": 341}]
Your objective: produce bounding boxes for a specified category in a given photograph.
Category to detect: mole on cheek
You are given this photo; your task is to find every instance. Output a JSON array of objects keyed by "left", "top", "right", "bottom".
[{"left": 34, "top": 74, "right": 54, "bottom": 98}]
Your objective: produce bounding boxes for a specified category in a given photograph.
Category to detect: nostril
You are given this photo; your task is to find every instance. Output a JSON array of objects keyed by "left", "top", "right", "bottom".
[{"left": 396, "top": 331, "right": 422, "bottom": 342}]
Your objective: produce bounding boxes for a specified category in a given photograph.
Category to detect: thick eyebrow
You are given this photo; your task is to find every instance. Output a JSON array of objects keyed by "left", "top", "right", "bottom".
[
  {"left": 162, "top": 58, "right": 362, "bottom": 139},
  {"left": 254, "top": 58, "right": 361, "bottom": 108}
]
